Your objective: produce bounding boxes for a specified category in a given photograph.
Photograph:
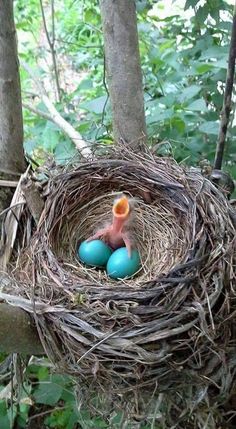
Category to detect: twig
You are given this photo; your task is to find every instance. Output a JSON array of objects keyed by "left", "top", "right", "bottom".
[
  {"left": 214, "top": 2, "right": 236, "bottom": 170},
  {"left": 0, "top": 203, "right": 24, "bottom": 219},
  {"left": 96, "top": 53, "right": 109, "bottom": 138},
  {"left": 23, "top": 102, "right": 54, "bottom": 122},
  {"left": 0, "top": 180, "right": 18, "bottom": 188},
  {"left": 28, "top": 406, "right": 68, "bottom": 421},
  {"left": 21, "top": 60, "right": 92, "bottom": 159},
  {"left": 39, "top": 0, "right": 61, "bottom": 101}
]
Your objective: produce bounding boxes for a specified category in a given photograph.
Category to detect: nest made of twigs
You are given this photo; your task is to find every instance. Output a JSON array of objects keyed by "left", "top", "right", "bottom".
[{"left": 3, "top": 145, "right": 236, "bottom": 428}]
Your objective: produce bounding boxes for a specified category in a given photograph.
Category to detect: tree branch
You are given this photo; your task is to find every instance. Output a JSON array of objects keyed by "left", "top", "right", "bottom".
[
  {"left": 214, "top": 2, "right": 236, "bottom": 170},
  {"left": 21, "top": 61, "right": 92, "bottom": 159},
  {"left": 23, "top": 102, "right": 54, "bottom": 122},
  {"left": 39, "top": 0, "right": 61, "bottom": 101}
]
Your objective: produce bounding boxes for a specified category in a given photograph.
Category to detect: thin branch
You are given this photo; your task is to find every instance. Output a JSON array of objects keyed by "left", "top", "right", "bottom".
[
  {"left": 0, "top": 180, "right": 18, "bottom": 188},
  {"left": 214, "top": 2, "right": 236, "bottom": 170},
  {"left": 21, "top": 60, "right": 92, "bottom": 159},
  {"left": 50, "top": 0, "right": 61, "bottom": 101},
  {"left": 39, "top": 0, "right": 61, "bottom": 102},
  {"left": 96, "top": 53, "right": 109, "bottom": 139},
  {"left": 51, "top": 0, "right": 55, "bottom": 43},
  {"left": 55, "top": 37, "right": 102, "bottom": 49},
  {"left": 23, "top": 102, "right": 92, "bottom": 154},
  {"left": 28, "top": 406, "right": 68, "bottom": 421},
  {"left": 23, "top": 102, "right": 53, "bottom": 122},
  {"left": 0, "top": 202, "right": 24, "bottom": 219}
]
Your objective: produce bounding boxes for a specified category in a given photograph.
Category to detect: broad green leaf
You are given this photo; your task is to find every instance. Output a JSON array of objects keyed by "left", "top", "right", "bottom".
[
  {"left": 187, "top": 99, "right": 208, "bottom": 112},
  {"left": 200, "top": 46, "right": 228, "bottom": 60},
  {"left": 34, "top": 382, "right": 63, "bottom": 406},
  {"left": 210, "top": 59, "right": 228, "bottom": 69},
  {"left": 136, "top": 0, "right": 152, "bottom": 13},
  {"left": 54, "top": 140, "right": 77, "bottom": 165},
  {"left": 199, "top": 121, "right": 219, "bottom": 135},
  {"left": 42, "top": 123, "right": 60, "bottom": 152},
  {"left": 24, "top": 139, "right": 38, "bottom": 155},
  {"left": 77, "top": 78, "right": 93, "bottom": 91},
  {"left": 51, "top": 374, "right": 71, "bottom": 387},
  {"left": 196, "top": 5, "right": 209, "bottom": 24},
  {"left": 195, "top": 63, "right": 214, "bottom": 74},
  {"left": 146, "top": 108, "right": 173, "bottom": 124},
  {"left": 0, "top": 402, "right": 10, "bottom": 429},
  {"left": 170, "top": 117, "right": 186, "bottom": 133},
  {"left": 37, "top": 366, "right": 49, "bottom": 381},
  {"left": 178, "top": 85, "right": 201, "bottom": 103},
  {"left": 80, "top": 95, "right": 108, "bottom": 114},
  {"left": 184, "top": 0, "right": 199, "bottom": 10}
]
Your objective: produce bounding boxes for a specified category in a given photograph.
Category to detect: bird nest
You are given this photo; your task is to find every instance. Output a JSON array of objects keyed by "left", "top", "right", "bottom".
[{"left": 2, "top": 146, "right": 236, "bottom": 427}]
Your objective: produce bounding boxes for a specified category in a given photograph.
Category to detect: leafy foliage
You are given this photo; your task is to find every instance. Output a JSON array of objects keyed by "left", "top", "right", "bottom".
[
  {"left": 0, "top": 359, "right": 163, "bottom": 428},
  {"left": 15, "top": 0, "right": 236, "bottom": 178}
]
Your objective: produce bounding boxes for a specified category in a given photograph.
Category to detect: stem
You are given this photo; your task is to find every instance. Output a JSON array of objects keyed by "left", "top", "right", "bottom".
[
  {"left": 50, "top": 0, "right": 61, "bottom": 101},
  {"left": 39, "top": 0, "right": 61, "bottom": 102},
  {"left": 214, "top": 3, "right": 236, "bottom": 170}
]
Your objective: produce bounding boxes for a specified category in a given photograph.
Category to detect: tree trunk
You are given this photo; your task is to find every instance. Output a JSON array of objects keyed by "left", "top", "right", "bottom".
[
  {"left": 0, "top": 3, "right": 39, "bottom": 355},
  {"left": 0, "top": 0, "right": 25, "bottom": 175},
  {"left": 0, "top": 1, "right": 26, "bottom": 237},
  {"left": 0, "top": 304, "right": 43, "bottom": 354},
  {"left": 100, "top": 0, "right": 147, "bottom": 148}
]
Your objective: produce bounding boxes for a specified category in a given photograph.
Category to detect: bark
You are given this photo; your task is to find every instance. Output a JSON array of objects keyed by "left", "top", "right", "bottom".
[
  {"left": 214, "top": 2, "right": 236, "bottom": 170},
  {"left": 100, "top": 0, "right": 147, "bottom": 147},
  {"left": 0, "top": 3, "right": 43, "bottom": 356},
  {"left": 21, "top": 177, "right": 44, "bottom": 224},
  {"left": 0, "top": 303, "right": 43, "bottom": 354},
  {"left": 0, "top": 0, "right": 25, "bottom": 175}
]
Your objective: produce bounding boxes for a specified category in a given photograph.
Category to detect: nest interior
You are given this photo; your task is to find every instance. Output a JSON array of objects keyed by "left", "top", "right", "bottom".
[{"left": 3, "top": 147, "right": 236, "bottom": 426}]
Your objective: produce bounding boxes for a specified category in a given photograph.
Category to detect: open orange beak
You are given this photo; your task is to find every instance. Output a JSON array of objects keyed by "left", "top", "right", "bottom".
[{"left": 112, "top": 196, "right": 130, "bottom": 219}]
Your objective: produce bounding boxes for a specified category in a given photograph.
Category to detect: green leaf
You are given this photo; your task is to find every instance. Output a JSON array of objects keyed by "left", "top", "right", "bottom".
[
  {"left": 196, "top": 5, "right": 209, "bottom": 24},
  {"left": 200, "top": 46, "right": 228, "bottom": 60},
  {"left": 199, "top": 121, "right": 219, "bottom": 135},
  {"left": 0, "top": 402, "right": 10, "bottom": 429},
  {"left": 17, "top": 413, "right": 28, "bottom": 428},
  {"left": 178, "top": 85, "right": 201, "bottom": 103},
  {"left": 170, "top": 117, "right": 185, "bottom": 133},
  {"left": 34, "top": 382, "right": 63, "bottom": 406},
  {"left": 42, "top": 123, "right": 60, "bottom": 152},
  {"left": 184, "top": 0, "right": 199, "bottom": 10},
  {"left": 80, "top": 95, "right": 108, "bottom": 114},
  {"left": 187, "top": 99, "right": 207, "bottom": 111},
  {"left": 146, "top": 108, "right": 173, "bottom": 124},
  {"left": 54, "top": 140, "right": 77, "bottom": 165},
  {"left": 37, "top": 366, "right": 49, "bottom": 381},
  {"left": 24, "top": 139, "right": 38, "bottom": 155},
  {"left": 77, "top": 78, "right": 93, "bottom": 91},
  {"left": 195, "top": 63, "right": 214, "bottom": 74},
  {"left": 210, "top": 59, "right": 228, "bottom": 69}
]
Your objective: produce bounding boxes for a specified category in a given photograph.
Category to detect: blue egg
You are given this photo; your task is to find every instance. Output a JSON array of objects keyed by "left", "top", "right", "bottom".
[
  {"left": 78, "top": 240, "right": 112, "bottom": 267},
  {"left": 106, "top": 247, "right": 141, "bottom": 279}
]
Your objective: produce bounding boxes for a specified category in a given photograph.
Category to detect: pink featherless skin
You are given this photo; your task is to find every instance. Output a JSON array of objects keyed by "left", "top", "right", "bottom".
[{"left": 86, "top": 195, "right": 132, "bottom": 257}]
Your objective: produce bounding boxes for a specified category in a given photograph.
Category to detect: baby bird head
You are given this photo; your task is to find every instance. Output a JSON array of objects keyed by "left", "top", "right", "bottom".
[{"left": 112, "top": 195, "right": 130, "bottom": 220}]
